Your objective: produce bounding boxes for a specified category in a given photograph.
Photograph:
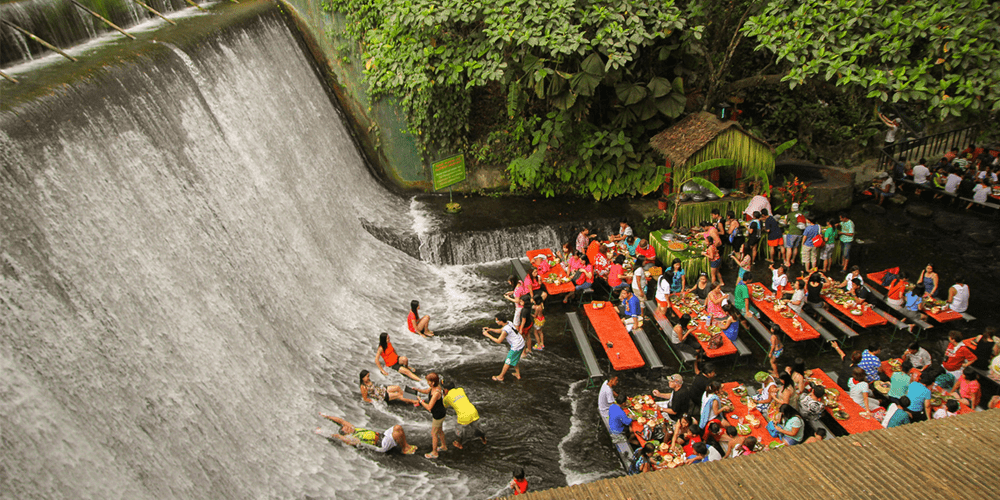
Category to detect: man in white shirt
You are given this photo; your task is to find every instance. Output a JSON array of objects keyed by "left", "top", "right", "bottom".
[
  {"left": 874, "top": 172, "right": 896, "bottom": 205},
  {"left": 609, "top": 218, "right": 633, "bottom": 242},
  {"left": 902, "top": 342, "right": 932, "bottom": 370},
  {"left": 912, "top": 159, "right": 930, "bottom": 194},
  {"left": 944, "top": 170, "right": 962, "bottom": 194},
  {"left": 598, "top": 374, "right": 619, "bottom": 418}
]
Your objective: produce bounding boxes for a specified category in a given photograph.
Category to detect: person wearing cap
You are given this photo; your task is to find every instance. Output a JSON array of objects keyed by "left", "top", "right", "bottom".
[
  {"left": 782, "top": 202, "right": 805, "bottom": 268},
  {"left": 873, "top": 171, "right": 896, "bottom": 206},
  {"left": 652, "top": 373, "right": 691, "bottom": 419}
]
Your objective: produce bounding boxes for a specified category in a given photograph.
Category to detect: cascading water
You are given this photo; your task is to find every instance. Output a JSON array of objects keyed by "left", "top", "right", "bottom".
[{"left": 0, "top": 4, "right": 583, "bottom": 498}]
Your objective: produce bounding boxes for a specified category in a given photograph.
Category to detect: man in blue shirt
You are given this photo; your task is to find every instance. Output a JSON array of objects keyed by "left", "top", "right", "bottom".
[
  {"left": 607, "top": 394, "right": 636, "bottom": 444},
  {"left": 801, "top": 215, "right": 820, "bottom": 271},
  {"left": 620, "top": 288, "right": 642, "bottom": 332},
  {"left": 906, "top": 376, "right": 933, "bottom": 422}
]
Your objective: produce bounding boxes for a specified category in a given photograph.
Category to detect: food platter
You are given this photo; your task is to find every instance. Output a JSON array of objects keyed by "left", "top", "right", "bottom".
[
  {"left": 737, "top": 423, "right": 752, "bottom": 435},
  {"left": 731, "top": 386, "right": 747, "bottom": 396},
  {"left": 874, "top": 381, "right": 891, "bottom": 394},
  {"left": 667, "top": 241, "right": 688, "bottom": 252},
  {"left": 832, "top": 409, "right": 850, "bottom": 420},
  {"left": 888, "top": 359, "right": 902, "bottom": 372},
  {"left": 850, "top": 309, "right": 864, "bottom": 316},
  {"left": 781, "top": 310, "right": 795, "bottom": 318}
]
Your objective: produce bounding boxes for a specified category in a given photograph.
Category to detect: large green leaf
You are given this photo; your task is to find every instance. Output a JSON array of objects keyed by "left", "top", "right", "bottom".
[
  {"left": 774, "top": 139, "right": 798, "bottom": 156},
  {"left": 655, "top": 92, "right": 686, "bottom": 118},
  {"left": 616, "top": 82, "right": 649, "bottom": 106},
  {"left": 647, "top": 77, "right": 672, "bottom": 98},
  {"left": 580, "top": 53, "right": 605, "bottom": 77},
  {"left": 689, "top": 158, "right": 736, "bottom": 173},
  {"left": 569, "top": 71, "right": 601, "bottom": 96},
  {"left": 551, "top": 91, "right": 578, "bottom": 110}
]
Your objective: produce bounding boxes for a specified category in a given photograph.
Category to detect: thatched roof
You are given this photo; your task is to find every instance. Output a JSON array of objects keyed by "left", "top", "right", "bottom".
[{"left": 650, "top": 112, "right": 773, "bottom": 167}]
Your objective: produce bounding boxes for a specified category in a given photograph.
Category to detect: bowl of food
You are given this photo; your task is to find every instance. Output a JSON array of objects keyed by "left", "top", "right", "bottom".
[
  {"left": 737, "top": 423, "right": 752, "bottom": 435},
  {"left": 732, "top": 386, "right": 747, "bottom": 396},
  {"left": 667, "top": 241, "right": 688, "bottom": 252},
  {"left": 833, "top": 409, "right": 850, "bottom": 420},
  {"left": 781, "top": 310, "right": 795, "bottom": 318}
]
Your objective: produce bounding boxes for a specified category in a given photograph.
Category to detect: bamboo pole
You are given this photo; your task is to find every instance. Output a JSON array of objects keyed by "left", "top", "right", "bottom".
[
  {"left": 1, "top": 21, "right": 78, "bottom": 62},
  {"left": 183, "top": 0, "right": 208, "bottom": 12},
  {"left": 132, "top": 0, "right": 176, "bottom": 25},
  {"left": 0, "top": 70, "right": 18, "bottom": 84},
  {"left": 68, "top": 0, "right": 136, "bottom": 40}
]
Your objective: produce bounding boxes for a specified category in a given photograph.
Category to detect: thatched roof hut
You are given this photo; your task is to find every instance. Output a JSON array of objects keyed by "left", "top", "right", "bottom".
[{"left": 650, "top": 112, "right": 775, "bottom": 190}]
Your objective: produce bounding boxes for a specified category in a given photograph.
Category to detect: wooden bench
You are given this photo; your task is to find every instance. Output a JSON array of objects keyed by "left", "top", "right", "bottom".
[
  {"left": 898, "top": 178, "right": 959, "bottom": 199},
  {"left": 643, "top": 300, "right": 697, "bottom": 372},
  {"left": 630, "top": 325, "right": 665, "bottom": 373},
  {"left": 600, "top": 412, "right": 635, "bottom": 473},
  {"left": 565, "top": 312, "right": 603, "bottom": 388},
  {"left": 794, "top": 308, "right": 839, "bottom": 344},
  {"left": 738, "top": 307, "right": 772, "bottom": 352},
  {"left": 959, "top": 196, "right": 1000, "bottom": 210},
  {"left": 807, "top": 303, "right": 859, "bottom": 343},
  {"left": 864, "top": 286, "right": 933, "bottom": 334}
]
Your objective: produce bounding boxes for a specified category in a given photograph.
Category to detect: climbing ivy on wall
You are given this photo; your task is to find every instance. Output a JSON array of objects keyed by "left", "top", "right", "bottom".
[{"left": 324, "top": 0, "right": 697, "bottom": 199}]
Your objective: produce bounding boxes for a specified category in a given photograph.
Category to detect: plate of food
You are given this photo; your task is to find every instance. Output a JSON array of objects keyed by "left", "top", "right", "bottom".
[
  {"left": 737, "top": 423, "right": 752, "bottom": 435},
  {"left": 768, "top": 441, "right": 785, "bottom": 449},
  {"left": 832, "top": 409, "right": 850, "bottom": 420},
  {"left": 591, "top": 302, "right": 605, "bottom": 309},
  {"left": 825, "top": 400, "right": 840, "bottom": 409},
  {"left": 781, "top": 310, "right": 795, "bottom": 318},
  {"left": 667, "top": 241, "right": 688, "bottom": 252},
  {"left": 732, "top": 386, "right": 747, "bottom": 396},
  {"left": 745, "top": 415, "right": 761, "bottom": 428},
  {"left": 888, "top": 359, "right": 902, "bottom": 371},
  {"left": 874, "top": 381, "right": 891, "bottom": 394},
  {"left": 696, "top": 332, "right": 712, "bottom": 342},
  {"left": 850, "top": 309, "right": 864, "bottom": 316}
]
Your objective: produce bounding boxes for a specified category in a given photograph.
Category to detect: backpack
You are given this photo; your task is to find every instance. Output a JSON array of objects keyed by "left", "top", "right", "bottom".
[{"left": 811, "top": 233, "right": 825, "bottom": 247}]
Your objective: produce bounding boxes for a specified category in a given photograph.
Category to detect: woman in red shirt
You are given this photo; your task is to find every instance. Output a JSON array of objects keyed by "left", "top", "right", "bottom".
[
  {"left": 407, "top": 300, "right": 433, "bottom": 337},
  {"left": 376, "top": 332, "right": 421, "bottom": 381}
]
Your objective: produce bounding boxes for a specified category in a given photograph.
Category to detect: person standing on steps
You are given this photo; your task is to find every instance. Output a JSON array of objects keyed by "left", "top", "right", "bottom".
[
  {"left": 315, "top": 413, "right": 417, "bottom": 454},
  {"left": 442, "top": 380, "right": 486, "bottom": 450},
  {"left": 407, "top": 300, "right": 434, "bottom": 337},
  {"left": 376, "top": 332, "right": 421, "bottom": 382},
  {"left": 415, "top": 372, "right": 447, "bottom": 459},
  {"left": 483, "top": 312, "right": 525, "bottom": 382}
]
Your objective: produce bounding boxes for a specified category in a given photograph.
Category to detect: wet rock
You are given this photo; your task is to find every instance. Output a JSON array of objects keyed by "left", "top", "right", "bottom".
[
  {"left": 888, "top": 214, "right": 912, "bottom": 227},
  {"left": 905, "top": 204, "right": 934, "bottom": 218},
  {"left": 968, "top": 232, "right": 996, "bottom": 247},
  {"left": 932, "top": 215, "right": 964, "bottom": 233},
  {"left": 910, "top": 227, "right": 941, "bottom": 241},
  {"left": 862, "top": 203, "right": 886, "bottom": 215}
]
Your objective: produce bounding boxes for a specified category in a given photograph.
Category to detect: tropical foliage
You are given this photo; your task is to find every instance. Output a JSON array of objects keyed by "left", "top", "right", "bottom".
[
  {"left": 744, "top": 0, "right": 1000, "bottom": 119},
  {"left": 771, "top": 176, "right": 814, "bottom": 214}
]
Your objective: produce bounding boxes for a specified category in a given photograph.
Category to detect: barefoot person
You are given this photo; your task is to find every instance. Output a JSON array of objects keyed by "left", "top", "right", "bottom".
[
  {"left": 315, "top": 413, "right": 417, "bottom": 454},
  {"left": 415, "top": 372, "right": 447, "bottom": 459},
  {"left": 359, "top": 370, "right": 420, "bottom": 405},
  {"left": 376, "top": 332, "right": 421, "bottom": 382},
  {"left": 407, "top": 300, "right": 434, "bottom": 337},
  {"left": 483, "top": 312, "right": 525, "bottom": 382},
  {"left": 442, "top": 380, "right": 486, "bottom": 450}
]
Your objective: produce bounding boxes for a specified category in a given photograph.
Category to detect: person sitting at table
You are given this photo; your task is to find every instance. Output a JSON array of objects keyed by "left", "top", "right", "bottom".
[
  {"left": 703, "top": 422, "right": 727, "bottom": 455},
  {"left": 687, "top": 272, "right": 711, "bottom": 301},
  {"left": 787, "top": 279, "right": 806, "bottom": 313},
  {"left": 562, "top": 254, "right": 594, "bottom": 304},
  {"left": 619, "top": 288, "right": 642, "bottom": 333},
  {"left": 705, "top": 282, "right": 727, "bottom": 319},
  {"left": 685, "top": 442, "right": 711, "bottom": 464},
  {"left": 971, "top": 327, "right": 998, "bottom": 370},
  {"left": 831, "top": 341, "right": 862, "bottom": 391},
  {"left": 608, "top": 393, "right": 637, "bottom": 445},
  {"left": 672, "top": 421, "right": 704, "bottom": 458},
  {"left": 719, "top": 425, "right": 742, "bottom": 456},
  {"left": 652, "top": 374, "right": 692, "bottom": 420},
  {"left": 917, "top": 263, "right": 940, "bottom": 298},
  {"left": 606, "top": 254, "right": 629, "bottom": 296},
  {"left": 850, "top": 278, "right": 873, "bottom": 304},
  {"left": 700, "top": 381, "right": 722, "bottom": 427},
  {"left": 946, "top": 276, "right": 970, "bottom": 314},
  {"left": 557, "top": 242, "right": 573, "bottom": 270},
  {"left": 752, "top": 371, "right": 778, "bottom": 415},
  {"left": 769, "top": 263, "right": 789, "bottom": 297},
  {"left": 903, "top": 284, "right": 928, "bottom": 322},
  {"left": 849, "top": 367, "right": 880, "bottom": 412},
  {"left": 798, "top": 385, "right": 826, "bottom": 425},
  {"left": 718, "top": 304, "right": 740, "bottom": 341},
  {"left": 609, "top": 218, "right": 633, "bottom": 242},
  {"left": 942, "top": 330, "right": 977, "bottom": 380},
  {"left": 882, "top": 396, "right": 912, "bottom": 428},
  {"left": 786, "top": 358, "right": 808, "bottom": 394},
  {"left": 803, "top": 428, "right": 827, "bottom": 444},
  {"left": 624, "top": 235, "right": 639, "bottom": 256},
  {"left": 952, "top": 367, "right": 981, "bottom": 409},
  {"left": 887, "top": 359, "right": 914, "bottom": 405},
  {"left": 774, "top": 372, "right": 799, "bottom": 413},
  {"left": 635, "top": 239, "right": 657, "bottom": 270},
  {"left": 805, "top": 269, "right": 828, "bottom": 305},
  {"left": 527, "top": 267, "right": 548, "bottom": 301},
  {"left": 858, "top": 344, "right": 883, "bottom": 383},
  {"left": 627, "top": 442, "right": 656, "bottom": 475},
  {"left": 732, "top": 436, "right": 757, "bottom": 457},
  {"left": 933, "top": 369, "right": 956, "bottom": 394},
  {"left": 773, "top": 404, "right": 805, "bottom": 446},
  {"left": 885, "top": 271, "right": 910, "bottom": 307},
  {"left": 674, "top": 313, "right": 696, "bottom": 343},
  {"left": 902, "top": 342, "right": 932, "bottom": 370},
  {"left": 933, "top": 399, "right": 960, "bottom": 419},
  {"left": 906, "top": 371, "right": 935, "bottom": 422}
]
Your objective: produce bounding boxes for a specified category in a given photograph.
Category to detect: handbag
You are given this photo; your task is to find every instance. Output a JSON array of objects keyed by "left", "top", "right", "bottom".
[
  {"left": 811, "top": 233, "right": 824, "bottom": 247},
  {"left": 708, "top": 333, "right": 724, "bottom": 350}
]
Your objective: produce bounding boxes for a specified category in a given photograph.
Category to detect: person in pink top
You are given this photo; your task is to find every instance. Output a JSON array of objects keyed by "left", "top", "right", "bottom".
[{"left": 952, "top": 367, "right": 981, "bottom": 409}]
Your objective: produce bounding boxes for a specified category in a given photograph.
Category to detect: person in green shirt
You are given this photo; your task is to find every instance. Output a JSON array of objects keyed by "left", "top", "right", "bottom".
[
  {"left": 820, "top": 219, "right": 838, "bottom": 273},
  {"left": 782, "top": 203, "right": 805, "bottom": 268},
  {"left": 443, "top": 381, "right": 486, "bottom": 449},
  {"left": 837, "top": 213, "right": 855, "bottom": 272}
]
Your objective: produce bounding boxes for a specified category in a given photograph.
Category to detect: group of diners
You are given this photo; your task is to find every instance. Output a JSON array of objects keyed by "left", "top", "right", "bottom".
[{"left": 888, "top": 143, "right": 999, "bottom": 209}]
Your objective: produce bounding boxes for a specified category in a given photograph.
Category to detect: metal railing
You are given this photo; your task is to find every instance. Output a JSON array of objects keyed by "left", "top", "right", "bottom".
[{"left": 878, "top": 124, "right": 979, "bottom": 171}]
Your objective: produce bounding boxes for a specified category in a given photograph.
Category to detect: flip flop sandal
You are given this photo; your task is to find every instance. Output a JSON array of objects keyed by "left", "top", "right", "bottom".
[
  {"left": 424, "top": 452, "right": 438, "bottom": 459},
  {"left": 402, "top": 444, "right": 418, "bottom": 455}
]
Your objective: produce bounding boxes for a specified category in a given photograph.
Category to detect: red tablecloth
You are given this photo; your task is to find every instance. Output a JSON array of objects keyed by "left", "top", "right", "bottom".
[
  {"left": 866, "top": 267, "right": 899, "bottom": 287},
  {"left": 747, "top": 284, "right": 821, "bottom": 341},
  {"left": 925, "top": 304, "right": 963, "bottom": 323},
  {"left": 583, "top": 303, "right": 645, "bottom": 370},
  {"left": 526, "top": 249, "right": 575, "bottom": 295},
  {"left": 687, "top": 320, "right": 738, "bottom": 358},
  {"left": 720, "top": 382, "right": 778, "bottom": 447},
  {"left": 809, "top": 368, "right": 883, "bottom": 434},
  {"left": 821, "top": 291, "right": 888, "bottom": 327}
]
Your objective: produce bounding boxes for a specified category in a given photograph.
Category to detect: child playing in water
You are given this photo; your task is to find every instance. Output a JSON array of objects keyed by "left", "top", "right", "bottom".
[
  {"left": 531, "top": 295, "right": 545, "bottom": 350},
  {"left": 508, "top": 467, "right": 528, "bottom": 495}
]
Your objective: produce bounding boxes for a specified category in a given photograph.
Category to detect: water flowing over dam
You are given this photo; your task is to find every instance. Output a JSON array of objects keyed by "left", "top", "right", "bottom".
[{"left": 0, "top": 4, "right": 561, "bottom": 497}]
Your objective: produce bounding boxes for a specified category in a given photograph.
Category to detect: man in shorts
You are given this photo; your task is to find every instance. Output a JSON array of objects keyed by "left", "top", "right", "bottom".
[
  {"left": 442, "top": 381, "right": 487, "bottom": 449},
  {"left": 483, "top": 312, "right": 525, "bottom": 382},
  {"left": 837, "top": 213, "right": 854, "bottom": 272},
  {"left": 762, "top": 209, "right": 783, "bottom": 263},
  {"left": 782, "top": 203, "right": 805, "bottom": 268},
  {"left": 316, "top": 413, "right": 416, "bottom": 454}
]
